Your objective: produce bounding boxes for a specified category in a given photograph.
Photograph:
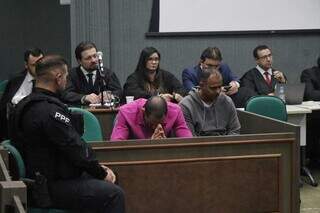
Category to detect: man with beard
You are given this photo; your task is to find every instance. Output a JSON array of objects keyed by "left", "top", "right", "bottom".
[
  {"left": 240, "top": 45, "right": 286, "bottom": 96},
  {"left": 62, "top": 41, "right": 122, "bottom": 105},
  {"left": 179, "top": 69, "right": 240, "bottom": 136},
  {"left": 11, "top": 55, "right": 125, "bottom": 212}
]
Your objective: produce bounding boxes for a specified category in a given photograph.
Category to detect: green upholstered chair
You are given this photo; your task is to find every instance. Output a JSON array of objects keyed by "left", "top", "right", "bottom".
[
  {"left": 1, "top": 140, "right": 69, "bottom": 213},
  {"left": 69, "top": 107, "right": 103, "bottom": 142},
  {"left": 1, "top": 140, "right": 25, "bottom": 178},
  {"left": 0, "top": 79, "right": 8, "bottom": 92},
  {"left": 245, "top": 95, "right": 288, "bottom": 122}
]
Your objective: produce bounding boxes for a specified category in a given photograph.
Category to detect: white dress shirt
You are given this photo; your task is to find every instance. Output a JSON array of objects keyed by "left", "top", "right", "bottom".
[
  {"left": 11, "top": 72, "right": 34, "bottom": 104},
  {"left": 80, "top": 66, "right": 97, "bottom": 85},
  {"left": 256, "top": 65, "right": 272, "bottom": 81}
]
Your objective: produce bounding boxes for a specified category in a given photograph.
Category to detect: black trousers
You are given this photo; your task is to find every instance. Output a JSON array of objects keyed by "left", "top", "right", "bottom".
[
  {"left": 306, "top": 111, "right": 320, "bottom": 161},
  {"left": 48, "top": 174, "right": 125, "bottom": 213}
]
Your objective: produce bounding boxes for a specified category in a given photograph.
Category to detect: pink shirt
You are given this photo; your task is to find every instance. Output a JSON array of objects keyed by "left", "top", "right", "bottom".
[{"left": 111, "top": 98, "right": 192, "bottom": 140}]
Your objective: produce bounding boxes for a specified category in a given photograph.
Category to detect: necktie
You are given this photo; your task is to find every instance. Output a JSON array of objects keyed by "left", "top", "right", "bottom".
[
  {"left": 87, "top": 73, "right": 94, "bottom": 92},
  {"left": 31, "top": 79, "right": 36, "bottom": 89},
  {"left": 264, "top": 72, "right": 271, "bottom": 86}
]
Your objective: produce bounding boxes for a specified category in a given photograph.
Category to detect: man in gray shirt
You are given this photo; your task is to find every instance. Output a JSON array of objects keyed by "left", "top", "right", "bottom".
[{"left": 179, "top": 69, "right": 240, "bottom": 136}]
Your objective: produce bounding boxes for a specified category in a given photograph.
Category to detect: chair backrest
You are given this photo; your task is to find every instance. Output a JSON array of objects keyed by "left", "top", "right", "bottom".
[
  {"left": 245, "top": 95, "right": 288, "bottom": 122},
  {"left": 1, "top": 140, "right": 26, "bottom": 178},
  {"left": 1, "top": 141, "right": 69, "bottom": 213},
  {"left": 0, "top": 80, "right": 8, "bottom": 92},
  {"left": 69, "top": 107, "right": 103, "bottom": 142}
]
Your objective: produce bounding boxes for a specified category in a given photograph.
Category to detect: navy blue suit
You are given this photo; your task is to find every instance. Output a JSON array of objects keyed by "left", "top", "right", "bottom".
[
  {"left": 181, "top": 63, "right": 251, "bottom": 107},
  {"left": 182, "top": 63, "right": 239, "bottom": 92}
]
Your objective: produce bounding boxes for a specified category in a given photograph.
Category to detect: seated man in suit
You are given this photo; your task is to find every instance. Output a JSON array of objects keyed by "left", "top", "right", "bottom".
[
  {"left": 182, "top": 47, "right": 250, "bottom": 107},
  {"left": 301, "top": 56, "right": 320, "bottom": 161},
  {"left": 111, "top": 96, "right": 192, "bottom": 140},
  {"left": 180, "top": 69, "right": 240, "bottom": 136},
  {"left": 240, "top": 45, "right": 286, "bottom": 97},
  {"left": 62, "top": 41, "right": 122, "bottom": 105},
  {"left": 0, "top": 47, "right": 43, "bottom": 140},
  {"left": 301, "top": 56, "right": 320, "bottom": 101}
]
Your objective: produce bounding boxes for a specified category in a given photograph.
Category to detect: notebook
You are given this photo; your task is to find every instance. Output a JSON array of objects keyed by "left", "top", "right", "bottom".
[{"left": 275, "top": 83, "right": 305, "bottom": 105}]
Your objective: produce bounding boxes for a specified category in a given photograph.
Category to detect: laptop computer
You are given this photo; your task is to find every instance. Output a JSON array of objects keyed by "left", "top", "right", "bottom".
[{"left": 275, "top": 83, "right": 305, "bottom": 105}]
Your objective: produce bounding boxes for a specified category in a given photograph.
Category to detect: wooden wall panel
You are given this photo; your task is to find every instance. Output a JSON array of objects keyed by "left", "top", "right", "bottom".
[
  {"left": 112, "top": 155, "right": 281, "bottom": 213},
  {"left": 93, "top": 132, "right": 298, "bottom": 212}
]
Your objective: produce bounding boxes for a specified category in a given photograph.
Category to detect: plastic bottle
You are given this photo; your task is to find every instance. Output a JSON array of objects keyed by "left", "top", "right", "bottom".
[{"left": 278, "top": 84, "right": 286, "bottom": 103}]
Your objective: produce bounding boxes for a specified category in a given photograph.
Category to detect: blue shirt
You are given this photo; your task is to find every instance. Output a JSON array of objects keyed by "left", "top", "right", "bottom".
[{"left": 182, "top": 63, "right": 239, "bottom": 92}]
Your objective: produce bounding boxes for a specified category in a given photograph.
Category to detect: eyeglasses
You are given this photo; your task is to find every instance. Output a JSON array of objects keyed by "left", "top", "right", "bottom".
[
  {"left": 147, "top": 57, "right": 160, "bottom": 62},
  {"left": 258, "top": 54, "right": 272, "bottom": 60},
  {"left": 202, "top": 62, "right": 220, "bottom": 69}
]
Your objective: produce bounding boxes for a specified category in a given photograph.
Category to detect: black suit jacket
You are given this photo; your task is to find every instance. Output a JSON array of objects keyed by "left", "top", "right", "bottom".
[
  {"left": 300, "top": 66, "right": 320, "bottom": 101},
  {"left": 0, "top": 71, "right": 26, "bottom": 140},
  {"left": 62, "top": 66, "right": 122, "bottom": 105},
  {"left": 123, "top": 69, "right": 186, "bottom": 99},
  {"left": 240, "top": 67, "right": 285, "bottom": 96}
]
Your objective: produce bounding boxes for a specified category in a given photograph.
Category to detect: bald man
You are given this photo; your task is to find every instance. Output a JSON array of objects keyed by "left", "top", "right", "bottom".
[{"left": 111, "top": 96, "right": 192, "bottom": 140}]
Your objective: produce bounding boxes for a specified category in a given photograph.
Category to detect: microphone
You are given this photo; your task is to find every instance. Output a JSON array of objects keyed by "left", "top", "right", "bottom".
[
  {"left": 96, "top": 51, "right": 108, "bottom": 107},
  {"left": 96, "top": 51, "right": 105, "bottom": 77}
]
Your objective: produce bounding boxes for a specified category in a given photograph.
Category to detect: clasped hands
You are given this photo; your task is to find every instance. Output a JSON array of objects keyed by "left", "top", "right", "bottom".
[
  {"left": 159, "top": 92, "right": 183, "bottom": 102},
  {"left": 151, "top": 123, "right": 166, "bottom": 140}
]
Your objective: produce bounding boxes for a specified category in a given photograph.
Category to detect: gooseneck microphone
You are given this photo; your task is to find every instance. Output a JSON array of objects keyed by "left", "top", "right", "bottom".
[
  {"left": 96, "top": 51, "right": 106, "bottom": 107},
  {"left": 96, "top": 51, "right": 105, "bottom": 78}
]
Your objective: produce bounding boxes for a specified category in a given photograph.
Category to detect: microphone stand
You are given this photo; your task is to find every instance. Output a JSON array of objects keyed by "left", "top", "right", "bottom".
[{"left": 97, "top": 51, "right": 107, "bottom": 109}]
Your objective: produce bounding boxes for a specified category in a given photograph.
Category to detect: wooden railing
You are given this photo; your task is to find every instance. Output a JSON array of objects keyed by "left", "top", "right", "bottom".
[
  {"left": 92, "top": 132, "right": 299, "bottom": 212},
  {"left": 0, "top": 146, "right": 26, "bottom": 213}
]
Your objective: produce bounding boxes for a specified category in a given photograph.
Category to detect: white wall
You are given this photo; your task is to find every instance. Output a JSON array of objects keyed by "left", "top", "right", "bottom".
[{"left": 159, "top": 0, "right": 320, "bottom": 32}]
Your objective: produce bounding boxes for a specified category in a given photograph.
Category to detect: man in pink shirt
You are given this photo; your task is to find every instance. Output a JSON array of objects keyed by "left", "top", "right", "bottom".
[{"left": 111, "top": 96, "right": 192, "bottom": 140}]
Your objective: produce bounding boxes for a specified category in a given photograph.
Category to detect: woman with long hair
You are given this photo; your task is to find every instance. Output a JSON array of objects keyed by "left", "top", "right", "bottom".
[{"left": 123, "top": 47, "right": 185, "bottom": 102}]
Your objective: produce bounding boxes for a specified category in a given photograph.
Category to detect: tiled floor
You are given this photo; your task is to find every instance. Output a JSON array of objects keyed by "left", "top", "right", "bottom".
[{"left": 301, "top": 169, "right": 320, "bottom": 212}]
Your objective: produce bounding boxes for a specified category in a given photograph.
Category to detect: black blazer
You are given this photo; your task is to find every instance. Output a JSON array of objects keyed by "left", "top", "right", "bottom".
[
  {"left": 240, "top": 67, "right": 285, "bottom": 95},
  {"left": 300, "top": 66, "right": 320, "bottom": 101},
  {"left": 123, "top": 69, "right": 186, "bottom": 99},
  {"left": 62, "top": 66, "right": 122, "bottom": 105},
  {"left": 0, "top": 71, "right": 26, "bottom": 140}
]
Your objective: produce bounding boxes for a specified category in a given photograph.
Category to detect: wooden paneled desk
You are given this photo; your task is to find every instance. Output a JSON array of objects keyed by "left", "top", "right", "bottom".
[
  {"left": 239, "top": 104, "right": 317, "bottom": 186},
  {"left": 0, "top": 110, "right": 300, "bottom": 212},
  {"left": 92, "top": 131, "right": 299, "bottom": 213},
  {"left": 93, "top": 110, "right": 300, "bottom": 212},
  {"left": 238, "top": 106, "right": 311, "bottom": 146}
]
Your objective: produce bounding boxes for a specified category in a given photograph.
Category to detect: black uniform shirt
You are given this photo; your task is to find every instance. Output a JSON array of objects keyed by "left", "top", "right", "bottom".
[{"left": 14, "top": 88, "right": 106, "bottom": 181}]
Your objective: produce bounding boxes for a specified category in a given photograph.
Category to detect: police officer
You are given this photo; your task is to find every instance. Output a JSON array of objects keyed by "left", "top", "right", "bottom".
[{"left": 11, "top": 55, "right": 125, "bottom": 212}]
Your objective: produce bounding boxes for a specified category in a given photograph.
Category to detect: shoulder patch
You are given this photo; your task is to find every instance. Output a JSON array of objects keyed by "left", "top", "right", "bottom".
[{"left": 51, "top": 111, "right": 71, "bottom": 125}]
